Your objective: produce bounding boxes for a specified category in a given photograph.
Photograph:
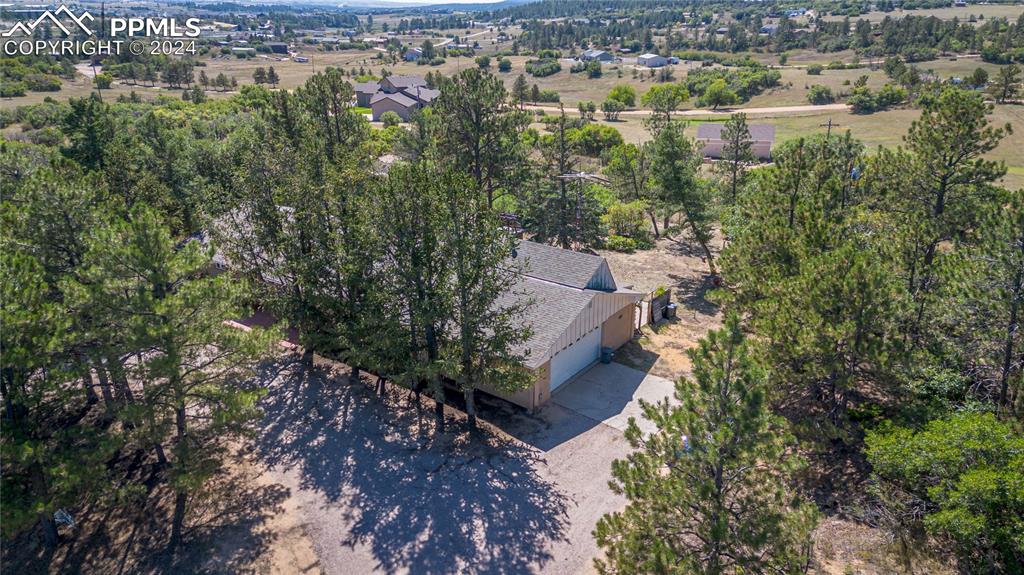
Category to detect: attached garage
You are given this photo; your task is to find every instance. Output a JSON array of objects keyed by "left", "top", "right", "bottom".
[{"left": 550, "top": 326, "right": 601, "bottom": 391}]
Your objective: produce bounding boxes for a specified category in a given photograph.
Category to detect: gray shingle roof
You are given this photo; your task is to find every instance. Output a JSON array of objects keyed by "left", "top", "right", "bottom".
[
  {"left": 354, "top": 81, "right": 379, "bottom": 94},
  {"left": 497, "top": 277, "right": 597, "bottom": 368},
  {"left": 371, "top": 91, "right": 418, "bottom": 108},
  {"left": 514, "top": 240, "right": 614, "bottom": 290},
  {"left": 696, "top": 123, "right": 776, "bottom": 142},
  {"left": 401, "top": 86, "right": 440, "bottom": 104},
  {"left": 383, "top": 75, "right": 427, "bottom": 89}
]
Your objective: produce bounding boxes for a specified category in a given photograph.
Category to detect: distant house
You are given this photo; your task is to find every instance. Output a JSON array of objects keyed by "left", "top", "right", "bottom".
[
  {"left": 696, "top": 123, "right": 775, "bottom": 160},
  {"left": 354, "top": 81, "right": 380, "bottom": 107},
  {"left": 581, "top": 48, "right": 614, "bottom": 62},
  {"left": 760, "top": 24, "right": 779, "bottom": 34},
  {"left": 638, "top": 53, "right": 668, "bottom": 67},
  {"left": 380, "top": 75, "right": 427, "bottom": 93},
  {"left": 231, "top": 47, "right": 256, "bottom": 56},
  {"left": 404, "top": 47, "right": 423, "bottom": 61},
  {"left": 266, "top": 42, "right": 288, "bottom": 54},
  {"left": 363, "top": 76, "right": 438, "bottom": 121},
  {"left": 371, "top": 92, "right": 420, "bottom": 121}
]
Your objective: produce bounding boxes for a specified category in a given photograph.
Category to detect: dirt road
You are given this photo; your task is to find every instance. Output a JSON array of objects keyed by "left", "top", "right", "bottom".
[{"left": 523, "top": 102, "right": 850, "bottom": 117}]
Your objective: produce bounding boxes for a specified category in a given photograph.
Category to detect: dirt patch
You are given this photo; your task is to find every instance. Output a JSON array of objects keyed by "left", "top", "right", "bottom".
[
  {"left": 813, "top": 517, "right": 955, "bottom": 575},
  {"left": 598, "top": 237, "right": 724, "bottom": 381},
  {"left": 3, "top": 446, "right": 317, "bottom": 575}
]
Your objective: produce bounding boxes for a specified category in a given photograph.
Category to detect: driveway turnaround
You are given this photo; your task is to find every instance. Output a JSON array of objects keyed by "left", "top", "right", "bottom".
[{"left": 551, "top": 362, "right": 677, "bottom": 436}]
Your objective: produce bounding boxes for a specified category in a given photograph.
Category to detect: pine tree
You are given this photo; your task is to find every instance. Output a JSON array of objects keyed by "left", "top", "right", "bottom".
[
  {"left": 512, "top": 73, "right": 529, "bottom": 109},
  {"left": 267, "top": 66, "right": 280, "bottom": 88},
  {"left": 78, "top": 209, "right": 278, "bottom": 551},
  {"left": 440, "top": 171, "right": 533, "bottom": 428},
  {"left": 253, "top": 67, "right": 267, "bottom": 85},
  {"left": 432, "top": 68, "right": 530, "bottom": 208},
  {"left": 714, "top": 113, "right": 754, "bottom": 204},
  {"left": 650, "top": 120, "right": 715, "bottom": 274},
  {"left": 594, "top": 315, "right": 818, "bottom": 574}
]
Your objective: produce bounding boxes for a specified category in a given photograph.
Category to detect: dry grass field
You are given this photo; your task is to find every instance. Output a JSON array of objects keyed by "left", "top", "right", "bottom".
[{"left": 820, "top": 3, "right": 1024, "bottom": 23}]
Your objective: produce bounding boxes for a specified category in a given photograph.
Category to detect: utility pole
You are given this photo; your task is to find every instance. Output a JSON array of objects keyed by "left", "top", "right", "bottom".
[{"left": 820, "top": 117, "right": 839, "bottom": 138}]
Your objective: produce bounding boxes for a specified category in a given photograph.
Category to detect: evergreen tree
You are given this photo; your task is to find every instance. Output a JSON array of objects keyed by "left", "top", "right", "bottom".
[
  {"left": 433, "top": 68, "right": 530, "bottom": 208},
  {"left": 650, "top": 120, "right": 715, "bottom": 274},
  {"left": 594, "top": 315, "right": 818, "bottom": 574},
  {"left": 78, "top": 209, "right": 277, "bottom": 551},
  {"left": 714, "top": 113, "right": 754, "bottom": 205}
]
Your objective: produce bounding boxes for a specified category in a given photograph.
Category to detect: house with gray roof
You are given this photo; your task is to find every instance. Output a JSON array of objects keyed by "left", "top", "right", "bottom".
[
  {"left": 357, "top": 75, "right": 437, "bottom": 121},
  {"left": 581, "top": 48, "right": 614, "bottom": 62},
  {"left": 204, "top": 218, "right": 640, "bottom": 411},
  {"left": 477, "top": 241, "right": 642, "bottom": 410}
]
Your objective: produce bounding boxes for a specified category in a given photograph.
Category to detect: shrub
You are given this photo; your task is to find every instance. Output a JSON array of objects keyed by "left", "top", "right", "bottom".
[
  {"left": 608, "top": 84, "right": 637, "bottom": 107},
  {"left": 475, "top": 55, "right": 491, "bottom": 68},
  {"left": 807, "top": 64, "right": 824, "bottom": 75},
  {"left": 379, "top": 110, "right": 402, "bottom": 126},
  {"left": 865, "top": 412, "right": 1024, "bottom": 573},
  {"left": 604, "top": 235, "right": 639, "bottom": 252},
  {"left": 876, "top": 83, "right": 907, "bottom": 107},
  {"left": 807, "top": 84, "right": 835, "bottom": 105},
  {"left": 602, "top": 201, "right": 650, "bottom": 241},
  {"left": 525, "top": 59, "right": 561, "bottom": 77},
  {"left": 685, "top": 67, "right": 780, "bottom": 103},
  {"left": 586, "top": 60, "right": 602, "bottom": 79},
  {"left": 570, "top": 123, "right": 623, "bottom": 156},
  {"left": 28, "top": 126, "right": 62, "bottom": 146},
  {"left": 848, "top": 86, "right": 877, "bottom": 113},
  {"left": 498, "top": 57, "right": 512, "bottom": 72},
  {"left": 429, "top": 57, "right": 446, "bottom": 66},
  {"left": 601, "top": 98, "right": 625, "bottom": 120},
  {"left": 24, "top": 73, "right": 61, "bottom": 92},
  {"left": 1, "top": 81, "right": 27, "bottom": 97},
  {"left": 94, "top": 73, "right": 114, "bottom": 89},
  {"left": 535, "top": 89, "right": 560, "bottom": 103}
]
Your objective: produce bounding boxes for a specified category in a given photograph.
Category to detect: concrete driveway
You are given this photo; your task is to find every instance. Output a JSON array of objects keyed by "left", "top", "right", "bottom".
[{"left": 552, "top": 362, "right": 677, "bottom": 436}]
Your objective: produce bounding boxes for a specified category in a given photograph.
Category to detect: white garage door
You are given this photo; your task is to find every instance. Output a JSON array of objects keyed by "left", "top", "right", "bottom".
[{"left": 550, "top": 327, "right": 602, "bottom": 391}]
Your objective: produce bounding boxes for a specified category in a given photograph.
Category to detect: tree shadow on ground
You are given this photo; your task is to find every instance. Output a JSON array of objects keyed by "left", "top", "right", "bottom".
[
  {"left": 668, "top": 273, "right": 720, "bottom": 318},
  {"left": 253, "top": 357, "right": 571, "bottom": 575},
  {"left": 5, "top": 448, "right": 289, "bottom": 575}
]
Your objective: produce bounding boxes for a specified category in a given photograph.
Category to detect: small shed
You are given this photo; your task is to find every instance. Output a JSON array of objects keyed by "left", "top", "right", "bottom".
[{"left": 696, "top": 123, "right": 775, "bottom": 160}]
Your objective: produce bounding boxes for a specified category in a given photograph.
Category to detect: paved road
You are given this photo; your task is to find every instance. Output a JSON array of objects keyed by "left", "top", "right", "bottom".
[{"left": 253, "top": 357, "right": 669, "bottom": 574}]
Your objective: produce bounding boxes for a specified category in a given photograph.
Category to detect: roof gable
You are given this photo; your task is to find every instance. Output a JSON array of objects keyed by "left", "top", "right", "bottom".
[
  {"left": 371, "top": 91, "right": 417, "bottom": 108},
  {"left": 514, "top": 240, "right": 617, "bottom": 291}
]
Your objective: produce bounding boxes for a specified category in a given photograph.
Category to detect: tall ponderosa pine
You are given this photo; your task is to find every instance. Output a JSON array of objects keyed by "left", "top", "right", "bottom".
[
  {"left": 78, "top": 209, "right": 277, "bottom": 551},
  {"left": 714, "top": 113, "right": 754, "bottom": 204},
  {"left": 432, "top": 68, "right": 530, "bottom": 208},
  {"left": 594, "top": 315, "right": 818, "bottom": 574},
  {"left": 650, "top": 120, "right": 716, "bottom": 274},
  {"left": 441, "top": 171, "right": 533, "bottom": 428}
]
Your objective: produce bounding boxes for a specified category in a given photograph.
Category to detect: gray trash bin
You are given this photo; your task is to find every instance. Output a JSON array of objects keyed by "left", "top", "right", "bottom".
[
  {"left": 665, "top": 303, "right": 678, "bottom": 319},
  {"left": 600, "top": 346, "right": 613, "bottom": 364}
]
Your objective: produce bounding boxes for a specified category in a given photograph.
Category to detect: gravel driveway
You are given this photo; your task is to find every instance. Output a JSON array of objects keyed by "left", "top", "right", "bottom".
[{"left": 252, "top": 355, "right": 658, "bottom": 575}]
